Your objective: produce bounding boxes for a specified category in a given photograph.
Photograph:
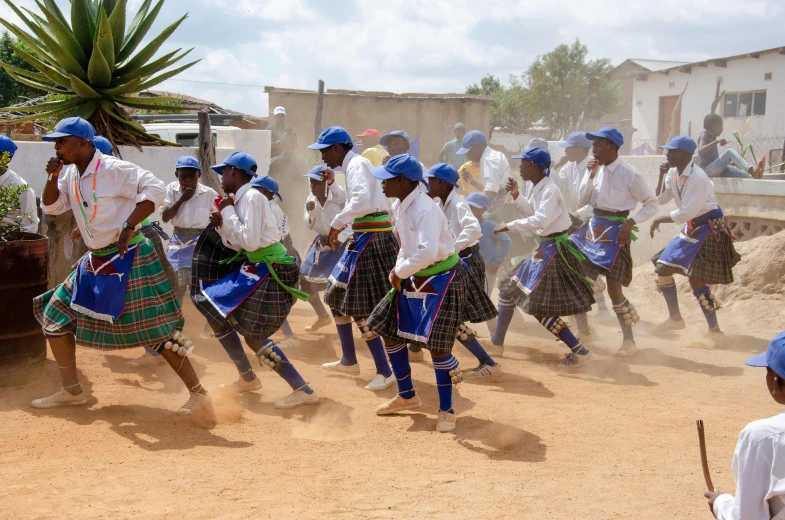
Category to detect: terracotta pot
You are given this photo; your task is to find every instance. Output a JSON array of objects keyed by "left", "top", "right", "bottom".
[{"left": 0, "top": 232, "right": 48, "bottom": 387}]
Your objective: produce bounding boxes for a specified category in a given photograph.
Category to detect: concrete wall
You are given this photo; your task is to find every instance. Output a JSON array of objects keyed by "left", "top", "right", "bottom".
[
  {"left": 631, "top": 52, "right": 785, "bottom": 160},
  {"left": 267, "top": 89, "right": 492, "bottom": 166}
]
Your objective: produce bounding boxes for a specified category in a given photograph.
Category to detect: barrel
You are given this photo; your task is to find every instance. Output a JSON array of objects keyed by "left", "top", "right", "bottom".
[{"left": 0, "top": 232, "right": 48, "bottom": 387}]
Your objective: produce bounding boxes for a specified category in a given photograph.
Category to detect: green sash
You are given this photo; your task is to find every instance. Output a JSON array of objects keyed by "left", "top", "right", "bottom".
[
  {"left": 601, "top": 215, "right": 639, "bottom": 241},
  {"left": 386, "top": 252, "right": 460, "bottom": 301},
  {"left": 352, "top": 213, "right": 393, "bottom": 233},
  {"left": 91, "top": 231, "right": 145, "bottom": 257},
  {"left": 538, "top": 233, "right": 594, "bottom": 287},
  {"left": 219, "top": 241, "right": 309, "bottom": 301}
]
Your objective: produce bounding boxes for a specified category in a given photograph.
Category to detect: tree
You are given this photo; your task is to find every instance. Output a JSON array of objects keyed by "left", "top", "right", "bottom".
[
  {"left": 522, "top": 39, "right": 620, "bottom": 139},
  {"left": 0, "top": 0, "right": 200, "bottom": 147},
  {"left": 466, "top": 74, "right": 532, "bottom": 135},
  {"left": 0, "top": 32, "right": 40, "bottom": 107}
]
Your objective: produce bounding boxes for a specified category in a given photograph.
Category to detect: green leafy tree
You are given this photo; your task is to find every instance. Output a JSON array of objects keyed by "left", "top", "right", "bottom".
[
  {"left": 0, "top": 0, "right": 200, "bottom": 147},
  {"left": 467, "top": 73, "right": 533, "bottom": 135},
  {"left": 0, "top": 32, "right": 40, "bottom": 107}
]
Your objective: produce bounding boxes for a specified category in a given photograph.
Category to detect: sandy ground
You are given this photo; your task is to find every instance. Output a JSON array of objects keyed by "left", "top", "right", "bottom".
[{"left": 1, "top": 239, "right": 783, "bottom": 519}]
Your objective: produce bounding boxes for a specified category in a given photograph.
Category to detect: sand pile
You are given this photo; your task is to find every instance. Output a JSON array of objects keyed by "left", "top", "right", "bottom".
[{"left": 716, "top": 230, "right": 785, "bottom": 299}]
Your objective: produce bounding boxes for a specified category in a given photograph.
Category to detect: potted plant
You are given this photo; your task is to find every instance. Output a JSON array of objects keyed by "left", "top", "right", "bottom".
[{"left": 0, "top": 150, "right": 49, "bottom": 387}]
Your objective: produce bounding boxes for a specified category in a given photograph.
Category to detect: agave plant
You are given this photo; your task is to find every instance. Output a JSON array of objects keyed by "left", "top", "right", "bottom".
[{"left": 0, "top": 0, "right": 199, "bottom": 147}]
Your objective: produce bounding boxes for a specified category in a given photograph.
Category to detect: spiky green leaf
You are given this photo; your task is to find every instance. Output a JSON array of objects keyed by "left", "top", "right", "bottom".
[
  {"left": 68, "top": 73, "right": 102, "bottom": 99},
  {"left": 2, "top": 0, "right": 45, "bottom": 46},
  {"left": 36, "top": 0, "right": 90, "bottom": 69},
  {"left": 116, "top": 0, "right": 164, "bottom": 64},
  {"left": 98, "top": 99, "right": 146, "bottom": 131},
  {"left": 97, "top": 77, "right": 142, "bottom": 96},
  {"left": 6, "top": 106, "right": 81, "bottom": 125},
  {"left": 70, "top": 100, "right": 99, "bottom": 119},
  {"left": 86, "top": 0, "right": 99, "bottom": 37},
  {"left": 112, "top": 47, "right": 192, "bottom": 86},
  {"left": 41, "top": 0, "right": 70, "bottom": 30},
  {"left": 102, "top": 0, "right": 119, "bottom": 17},
  {"left": 0, "top": 62, "right": 58, "bottom": 86},
  {"left": 108, "top": 0, "right": 127, "bottom": 52},
  {"left": 0, "top": 96, "right": 81, "bottom": 112},
  {"left": 4, "top": 14, "right": 89, "bottom": 80},
  {"left": 122, "top": 0, "right": 152, "bottom": 46},
  {"left": 8, "top": 43, "right": 70, "bottom": 87},
  {"left": 96, "top": 6, "right": 116, "bottom": 72},
  {"left": 20, "top": 8, "right": 57, "bottom": 43},
  {"left": 110, "top": 94, "right": 196, "bottom": 110},
  {"left": 115, "top": 13, "right": 188, "bottom": 76},
  {"left": 137, "top": 59, "right": 200, "bottom": 91},
  {"left": 71, "top": 0, "right": 95, "bottom": 56},
  {"left": 87, "top": 42, "right": 112, "bottom": 88},
  {"left": 5, "top": 69, "right": 68, "bottom": 94},
  {"left": 0, "top": 19, "right": 59, "bottom": 73}
]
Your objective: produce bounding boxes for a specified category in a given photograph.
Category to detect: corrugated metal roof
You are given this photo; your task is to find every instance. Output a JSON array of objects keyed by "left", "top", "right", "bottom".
[{"left": 629, "top": 59, "right": 690, "bottom": 71}]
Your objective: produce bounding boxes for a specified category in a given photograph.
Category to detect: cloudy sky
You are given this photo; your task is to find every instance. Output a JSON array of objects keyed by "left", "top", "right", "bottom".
[{"left": 2, "top": 0, "right": 784, "bottom": 117}]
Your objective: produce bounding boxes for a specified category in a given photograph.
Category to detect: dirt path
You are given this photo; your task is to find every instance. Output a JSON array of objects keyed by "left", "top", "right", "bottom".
[{"left": 1, "top": 261, "right": 781, "bottom": 519}]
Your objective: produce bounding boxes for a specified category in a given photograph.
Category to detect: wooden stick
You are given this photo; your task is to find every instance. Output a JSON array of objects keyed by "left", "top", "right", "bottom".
[{"left": 697, "top": 419, "right": 715, "bottom": 491}]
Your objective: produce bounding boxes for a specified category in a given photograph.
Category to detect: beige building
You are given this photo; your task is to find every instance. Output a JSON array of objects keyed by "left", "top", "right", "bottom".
[{"left": 265, "top": 86, "right": 492, "bottom": 166}]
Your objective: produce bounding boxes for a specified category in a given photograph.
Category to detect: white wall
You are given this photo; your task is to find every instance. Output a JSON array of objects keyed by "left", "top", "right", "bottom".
[
  {"left": 8, "top": 130, "right": 270, "bottom": 235},
  {"left": 631, "top": 52, "right": 785, "bottom": 161}
]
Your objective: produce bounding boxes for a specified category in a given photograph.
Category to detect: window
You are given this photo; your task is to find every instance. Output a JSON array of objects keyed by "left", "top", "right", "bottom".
[
  {"left": 175, "top": 133, "right": 218, "bottom": 146},
  {"left": 668, "top": 81, "right": 675, "bottom": 88},
  {"left": 723, "top": 91, "right": 766, "bottom": 117},
  {"left": 765, "top": 72, "right": 772, "bottom": 80}
]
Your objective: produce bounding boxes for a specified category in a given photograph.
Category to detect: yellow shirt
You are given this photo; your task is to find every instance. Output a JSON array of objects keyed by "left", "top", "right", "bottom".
[
  {"left": 457, "top": 161, "right": 482, "bottom": 193},
  {"left": 361, "top": 144, "right": 389, "bottom": 167}
]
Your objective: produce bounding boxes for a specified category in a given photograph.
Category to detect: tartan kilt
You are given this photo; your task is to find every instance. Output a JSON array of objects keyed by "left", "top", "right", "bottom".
[
  {"left": 579, "top": 242, "right": 634, "bottom": 287},
  {"left": 325, "top": 230, "right": 399, "bottom": 318},
  {"left": 652, "top": 231, "right": 740, "bottom": 284},
  {"left": 367, "top": 261, "right": 488, "bottom": 354},
  {"left": 499, "top": 247, "right": 595, "bottom": 317},
  {"left": 32, "top": 238, "right": 183, "bottom": 349},
  {"left": 142, "top": 224, "right": 178, "bottom": 289},
  {"left": 460, "top": 243, "right": 487, "bottom": 290},
  {"left": 190, "top": 226, "right": 298, "bottom": 340}
]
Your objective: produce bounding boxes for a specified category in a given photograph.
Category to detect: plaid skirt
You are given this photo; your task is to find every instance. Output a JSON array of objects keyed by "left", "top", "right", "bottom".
[
  {"left": 580, "top": 242, "right": 634, "bottom": 287},
  {"left": 325, "top": 230, "right": 399, "bottom": 319},
  {"left": 652, "top": 230, "right": 740, "bottom": 284},
  {"left": 190, "top": 227, "right": 299, "bottom": 340},
  {"left": 499, "top": 245, "right": 595, "bottom": 317},
  {"left": 367, "top": 261, "right": 494, "bottom": 354},
  {"left": 460, "top": 243, "right": 487, "bottom": 290},
  {"left": 33, "top": 238, "right": 183, "bottom": 349},
  {"left": 142, "top": 224, "right": 178, "bottom": 289}
]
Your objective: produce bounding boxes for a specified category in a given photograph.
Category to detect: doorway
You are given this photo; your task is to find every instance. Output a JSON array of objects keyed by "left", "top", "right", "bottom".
[{"left": 657, "top": 95, "right": 681, "bottom": 146}]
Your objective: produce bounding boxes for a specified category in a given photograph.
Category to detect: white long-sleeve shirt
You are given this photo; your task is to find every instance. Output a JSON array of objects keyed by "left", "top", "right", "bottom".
[
  {"left": 219, "top": 183, "right": 280, "bottom": 252},
  {"left": 506, "top": 176, "right": 572, "bottom": 236},
  {"left": 304, "top": 183, "right": 352, "bottom": 242},
  {"left": 331, "top": 150, "right": 390, "bottom": 230},
  {"left": 42, "top": 150, "right": 165, "bottom": 250},
  {"left": 657, "top": 162, "right": 719, "bottom": 225},
  {"left": 577, "top": 157, "right": 658, "bottom": 224},
  {"left": 481, "top": 146, "right": 513, "bottom": 194},
  {"left": 270, "top": 199, "right": 289, "bottom": 238},
  {"left": 713, "top": 412, "right": 785, "bottom": 520},
  {"left": 555, "top": 157, "right": 593, "bottom": 219},
  {"left": 393, "top": 189, "right": 455, "bottom": 279},
  {"left": 162, "top": 182, "right": 217, "bottom": 229},
  {"left": 1, "top": 169, "right": 38, "bottom": 233},
  {"left": 439, "top": 190, "right": 482, "bottom": 253}
]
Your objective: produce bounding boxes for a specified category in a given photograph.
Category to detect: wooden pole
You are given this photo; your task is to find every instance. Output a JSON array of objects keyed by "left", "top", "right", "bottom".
[
  {"left": 4, "top": 127, "right": 11, "bottom": 137},
  {"left": 197, "top": 106, "right": 223, "bottom": 195},
  {"left": 667, "top": 81, "right": 689, "bottom": 143},
  {"left": 314, "top": 80, "right": 325, "bottom": 141}
]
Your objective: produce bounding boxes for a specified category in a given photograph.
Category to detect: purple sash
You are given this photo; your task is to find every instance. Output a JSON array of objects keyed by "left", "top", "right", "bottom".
[
  {"left": 301, "top": 235, "right": 346, "bottom": 283},
  {"left": 199, "top": 263, "right": 271, "bottom": 318},
  {"left": 328, "top": 231, "right": 374, "bottom": 289},
  {"left": 569, "top": 216, "right": 624, "bottom": 270},
  {"left": 70, "top": 245, "right": 139, "bottom": 323},
  {"left": 512, "top": 239, "right": 558, "bottom": 294},
  {"left": 395, "top": 270, "right": 456, "bottom": 343}
]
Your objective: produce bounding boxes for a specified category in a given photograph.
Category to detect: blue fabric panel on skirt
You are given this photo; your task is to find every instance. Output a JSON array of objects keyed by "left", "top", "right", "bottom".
[
  {"left": 395, "top": 269, "right": 456, "bottom": 344},
  {"left": 200, "top": 262, "right": 271, "bottom": 318},
  {"left": 166, "top": 230, "right": 200, "bottom": 270},
  {"left": 656, "top": 220, "right": 714, "bottom": 274},
  {"left": 328, "top": 231, "right": 375, "bottom": 289},
  {"left": 301, "top": 235, "right": 346, "bottom": 283},
  {"left": 511, "top": 238, "right": 558, "bottom": 294},
  {"left": 70, "top": 244, "right": 139, "bottom": 323},
  {"left": 569, "top": 216, "right": 624, "bottom": 271}
]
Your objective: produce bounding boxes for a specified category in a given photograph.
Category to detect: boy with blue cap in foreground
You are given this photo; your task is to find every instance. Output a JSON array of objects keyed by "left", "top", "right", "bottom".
[
  {"left": 704, "top": 330, "right": 785, "bottom": 519},
  {"left": 0, "top": 134, "right": 38, "bottom": 233},
  {"left": 649, "top": 136, "right": 739, "bottom": 334},
  {"left": 570, "top": 127, "right": 658, "bottom": 356},
  {"left": 191, "top": 151, "right": 318, "bottom": 409},
  {"left": 493, "top": 148, "right": 596, "bottom": 366},
  {"left": 424, "top": 163, "right": 500, "bottom": 376},
  {"left": 308, "top": 126, "right": 395, "bottom": 391},
  {"left": 366, "top": 155, "right": 498, "bottom": 432}
]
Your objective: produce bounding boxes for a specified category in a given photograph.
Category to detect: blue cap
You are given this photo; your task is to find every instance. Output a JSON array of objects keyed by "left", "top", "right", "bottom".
[
  {"left": 42, "top": 116, "right": 96, "bottom": 141},
  {"left": 660, "top": 135, "right": 698, "bottom": 154},
  {"left": 251, "top": 175, "right": 282, "bottom": 201},
  {"left": 513, "top": 147, "right": 552, "bottom": 176},
  {"left": 371, "top": 154, "right": 423, "bottom": 183},
  {"left": 424, "top": 163, "right": 459, "bottom": 186},
  {"left": 0, "top": 135, "right": 18, "bottom": 156},
  {"left": 308, "top": 126, "right": 353, "bottom": 150},
  {"left": 176, "top": 155, "right": 201, "bottom": 170},
  {"left": 586, "top": 127, "right": 624, "bottom": 148},
  {"left": 465, "top": 192, "right": 490, "bottom": 210},
  {"left": 380, "top": 130, "right": 410, "bottom": 147},
  {"left": 746, "top": 330, "right": 785, "bottom": 379},
  {"left": 457, "top": 130, "right": 487, "bottom": 155},
  {"left": 212, "top": 151, "right": 257, "bottom": 177},
  {"left": 525, "top": 137, "right": 548, "bottom": 151},
  {"left": 559, "top": 132, "right": 593, "bottom": 149},
  {"left": 92, "top": 136, "right": 113, "bottom": 155},
  {"left": 304, "top": 164, "right": 327, "bottom": 181}
]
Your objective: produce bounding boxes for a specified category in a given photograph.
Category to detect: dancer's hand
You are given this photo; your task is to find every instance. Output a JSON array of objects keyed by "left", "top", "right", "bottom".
[
  {"left": 506, "top": 178, "right": 519, "bottom": 199},
  {"left": 588, "top": 158, "right": 600, "bottom": 179},
  {"left": 70, "top": 227, "right": 81, "bottom": 241},
  {"left": 218, "top": 195, "right": 234, "bottom": 210},
  {"left": 494, "top": 224, "right": 509, "bottom": 235},
  {"left": 209, "top": 210, "right": 223, "bottom": 228},
  {"left": 389, "top": 269, "right": 402, "bottom": 291},
  {"left": 327, "top": 227, "right": 341, "bottom": 251},
  {"left": 305, "top": 201, "right": 316, "bottom": 211},
  {"left": 704, "top": 489, "right": 722, "bottom": 515},
  {"left": 117, "top": 227, "right": 133, "bottom": 259},
  {"left": 617, "top": 219, "right": 636, "bottom": 244},
  {"left": 320, "top": 167, "right": 335, "bottom": 185},
  {"left": 649, "top": 217, "right": 667, "bottom": 239}
]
